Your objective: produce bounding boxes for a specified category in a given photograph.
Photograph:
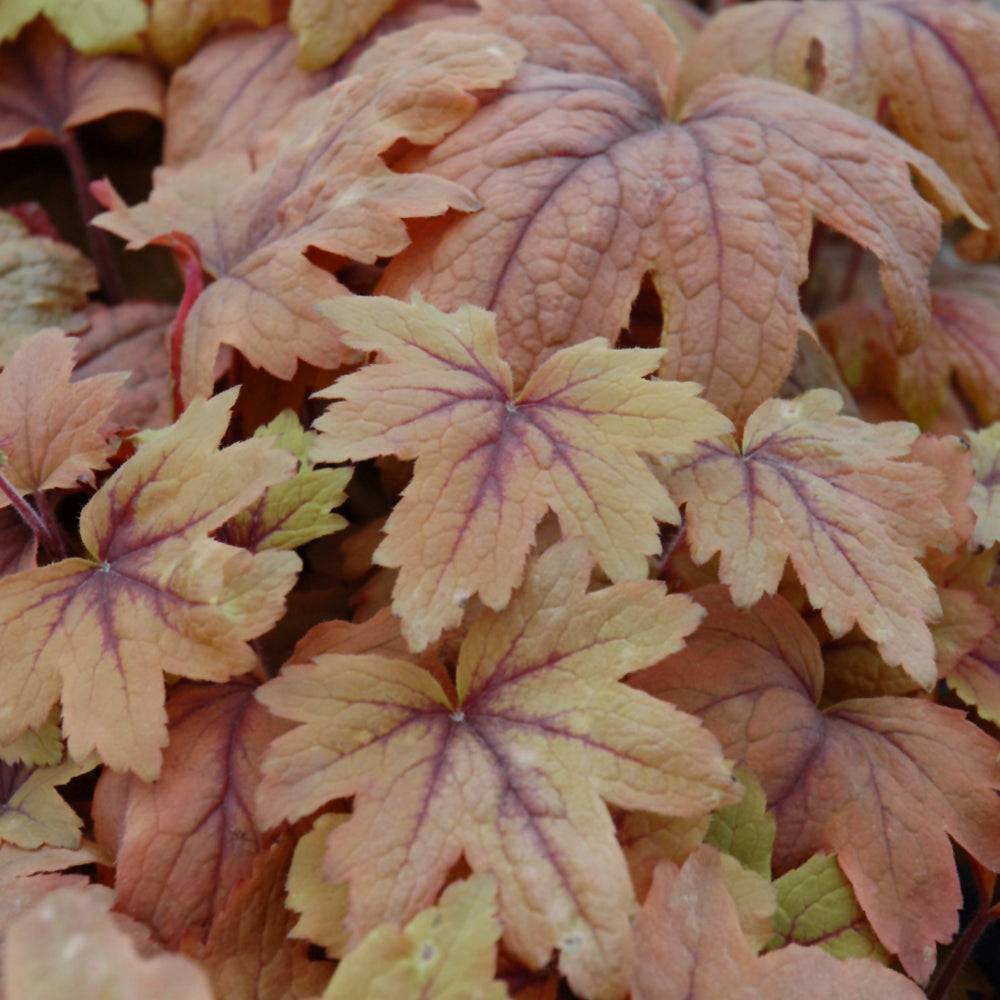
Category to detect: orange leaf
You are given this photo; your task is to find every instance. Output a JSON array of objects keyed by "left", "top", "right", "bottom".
[
  {"left": 5, "top": 884, "right": 215, "bottom": 1000},
  {"left": 147, "top": 0, "right": 271, "bottom": 65},
  {"left": 632, "top": 846, "right": 925, "bottom": 1000},
  {"left": 631, "top": 586, "right": 1000, "bottom": 982},
  {"left": 679, "top": 0, "right": 1000, "bottom": 260},
  {"left": 93, "top": 27, "right": 523, "bottom": 405},
  {"left": 92, "top": 680, "right": 289, "bottom": 947},
  {"left": 181, "top": 834, "right": 332, "bottom": 1000},
  {"left": 289, "top": 0, "right": 397, "bottom": 71},
  {"left": 256, "top": 540, "right": 736, "bottom": 999},
  {"left": 662, "top": 389, "right": 955, "bottom": 687},
  {"left": 311, "top": 294, "right": 730, "bottom": 651},
  {"left": 73, "top": 301, "right": 176, "bottom": 430},
  {"left": 378, "top": 0, "right": 973, "bottom": 424},
  {"left": 0, "top": 328, "right": 126, "bottom": 500},
  {"left": 163, "top": 24, "right": 337, "bottom": 166},
  {"left": 0, "top": 390, "right": 299, "bottom": 780}
]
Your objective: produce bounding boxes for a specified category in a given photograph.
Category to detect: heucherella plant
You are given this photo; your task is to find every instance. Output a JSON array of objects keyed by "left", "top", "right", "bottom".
[{"left": 1, "top": 0, "right": 1000, "bottom": 997}]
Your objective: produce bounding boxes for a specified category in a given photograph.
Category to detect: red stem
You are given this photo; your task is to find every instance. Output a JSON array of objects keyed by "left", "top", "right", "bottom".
[
  {"left": 0, "top": 470, "right": 64, "bottom": 560},
  {"left": 166, "top": 234, "right": 206, "bottom": 419}
]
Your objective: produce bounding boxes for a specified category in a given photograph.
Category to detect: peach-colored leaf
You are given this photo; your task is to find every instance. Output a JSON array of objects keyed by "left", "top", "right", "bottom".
[
  {"left": 316, "top": 874, "right": 509, "bottom": 1000},
  {"left": 93, "top": 28, "right": 523, "bottom": 406},
  {"left": 818, "top": 285, "right": 1000, "bottom": 429},
  {"left": 147, "top": 0, "right": 271, "bottom": 65},
  {"left": 289, "top": 0, "right": 397, "bottom": 71},
  {"left": 92, "top": 680, "right": 289, "bottom": 947},
  {"left": 0, "top": 19, "right": 161, "bottom": 149},
  {"left": 4, "top": 884, "right": 215, "bottom": 1000},
  {"left": 378, "top": 0, "right": 972, "bottom": 424},
  {"left": 661, "top": 388, "right": 955, "bottom": 687},
  {"left": 256, "top": 540, "right": 736, "bottom": 999},
  {"left": 0, "top": 209, "right": 97, "bottom": 360},
  {"left": 0, "top": 0, "right": 147, "bottom": 55},
  {"left": 73, "top": 301, "right": 176, "bottom": 430},
  {"left": 678, "top": 0, "right": 1000, "bottom": 260},
  {"left": 310, "top": 294, "right": 731, "bottom": 651},
  {"left": 630, "top": 585, "right": 1000, "bottom": 982},
  {"left": 0, "top": 328, "right": 126, "bottom": 501},
  {"left": 163, "top": 25, "right": 338, "bottom": 166},
  {"left": 632, "top": 847, "right": 924, "bottom": 1000},
  {"left": 0, "top": 390, "right": 300, "bottom": 780},
  {"left": 181, "top": 835, "right": 332, "bottom": 1000}
]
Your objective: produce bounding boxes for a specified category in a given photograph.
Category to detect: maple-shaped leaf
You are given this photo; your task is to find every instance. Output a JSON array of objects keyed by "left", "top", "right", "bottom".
[
  {"left": 226, "top": 411, "right": 351, "bottom": 553},
  {"left": 0, "top": 210, "right": 97, "bottom": 360},
  {"left": 377, "top": 0, "right": 973, "bottom": 424},
  {"left": 73, "top": 301, "right": 176, "bottom": 430},
  {"left": 317, "top": 874, "right": 509, "bottom": 1000},
  {"left": 181, "top": 834, "right": 332, "bottom": 1000},
  {"left": 0, "top": 328, "right": 126, "bottom": 501},
  {"left": 311, "top": 294, "right": 731, "bottom": 651},
  {"left": 163, "top": 24, "right": 337, "bottom": 166},
  {"left": 661, "top": 388, "right": 955, "bottom": 687},
  {"left": 632, "top": 846, "right": 924, "bottom": 1000},
  {"left": 0, "top": 390, "right": 300, "bottom": 780},
  {"left": 256, "top": 541, "right": 737, "bottom": 999},
  {"left": 92, "top": 680, "right": 289, "bottom": 947},
  {"left": 93, "top": 27, "right": 524, "bottom": 406},
  {"left": 0, "top": 18, "right": 161, "bottom": 149},
  {"left": 0, "top": 0, "right": 147, "bottom": 55},
  {"left": 0, "top": 751, "right": 96, "bottom": 850},
  {"left": 678, "top": 0, "right": 1000, "bottom": 260},
  {"left": 630, "top": 585, "right": 1000, "bottom": 982},
  {"left": 4, "top": 884, "right": 215, "bottom": 1000}
]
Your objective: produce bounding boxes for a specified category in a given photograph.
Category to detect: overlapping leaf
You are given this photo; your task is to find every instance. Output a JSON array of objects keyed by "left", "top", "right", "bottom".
[
  {"left": 311, "top": 294, "right": 730, "bottom": 651},
  {"left": 0, "top": 328, "right": 125, "bottom": 501},
  {"left": 180, "top": 835, "right": 333, "bottom": 1000},
  {"left": 630, "top": 585, "right": 1000, "bottom": 982},
  {"left": 0, "top": 390, "right": 300, "bottom": 780},
  {"left": 0, "top": 0, "right": 147, "bottom": 55},
  {"left": 678, "top": 0, "right": 1000, "bottom": 260},
  {"left": 93, "top": 27, "right": 524, "bottom": 405},
  {"left": 0, "top": 211, "right": 97, "bottom": 360},
  {"left": 289, "top": 0, "right": 398, "bottom": 71},
  {"left": 256, "top": 541, "right": 737, "bottom": 999},
  {"left": 0, "top": 19, "right": 161, "bottom": 149},
  {"left": 163, "top": 25, "right": 338, "bottom": 166},
  {"left": 92, "top": 680, "right": 288, "bottom": 947},
  {"left": 227, "top": 411, "right": 351, "bottom": 553},
  {"left": 146, "top": 0, "right": 271, "bottom": 65},
  {"left": 316, "top": 875, "right": 508, "bottom": 1000},
  {"left": 661, "top": 388, "right": 956, "bottom": 686},
  {"left": 378, "top": 0, "right": 973, "bottom": 424},
  {"left": 631, "top": 847, "right": 924, "bottom": 1000}
]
